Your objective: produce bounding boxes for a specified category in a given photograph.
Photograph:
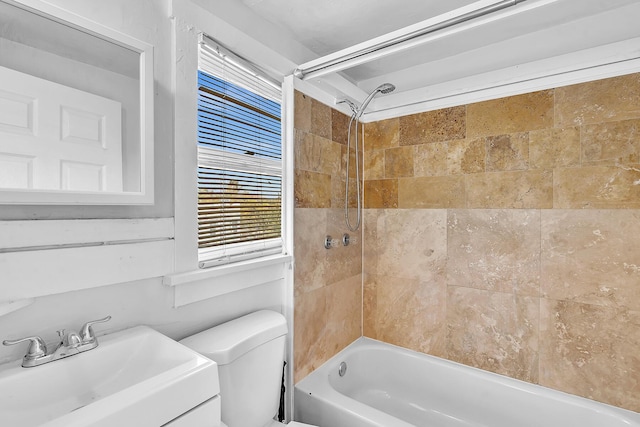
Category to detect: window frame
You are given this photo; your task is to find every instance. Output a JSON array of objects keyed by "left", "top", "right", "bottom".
[
  {"left": 195, "top": 48, "right": 284, "bottom": 267},
  {"left": 168, "top": 10, "right": 294, "bottom": 302}
]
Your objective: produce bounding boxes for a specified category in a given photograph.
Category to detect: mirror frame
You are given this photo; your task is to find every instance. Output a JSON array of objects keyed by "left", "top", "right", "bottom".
[{"left": 0, "top": 0, "right": 154, "bottom": 205}]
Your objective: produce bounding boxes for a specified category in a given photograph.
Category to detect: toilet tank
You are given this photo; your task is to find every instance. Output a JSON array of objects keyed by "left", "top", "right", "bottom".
[{"left": 179, "top": 310, "right": 288, "bottom": 427}]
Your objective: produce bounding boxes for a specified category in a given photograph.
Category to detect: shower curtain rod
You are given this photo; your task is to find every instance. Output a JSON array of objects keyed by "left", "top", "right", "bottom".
[{"left": 294, "top": 0, "right": 527, "bottom": 80}]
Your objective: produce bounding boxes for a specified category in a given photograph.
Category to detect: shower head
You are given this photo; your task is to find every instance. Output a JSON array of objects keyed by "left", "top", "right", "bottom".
[
  {"left": 355, "top": 83, "right": 396, "bottom": 119},
  {"left": 377, "top": 83, "right": 396, "bottom": 94}
]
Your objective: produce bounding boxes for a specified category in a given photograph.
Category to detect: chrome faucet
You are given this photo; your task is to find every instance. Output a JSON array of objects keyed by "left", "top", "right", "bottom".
[{"left": 3, "top": 316, "right": 111, "bottom": 367}]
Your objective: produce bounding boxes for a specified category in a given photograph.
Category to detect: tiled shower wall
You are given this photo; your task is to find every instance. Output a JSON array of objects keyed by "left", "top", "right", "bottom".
[
  {"left": 293, "top": 91, "right": 362, "bottom": 383},
  {"left": 363, "top": 72, "right": 640, "bottom": 412}
]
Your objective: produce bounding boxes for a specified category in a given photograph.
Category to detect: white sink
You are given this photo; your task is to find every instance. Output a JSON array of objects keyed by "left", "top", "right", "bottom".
[{"left": 0, "top": 326, "right": 219, "bottom": 427}]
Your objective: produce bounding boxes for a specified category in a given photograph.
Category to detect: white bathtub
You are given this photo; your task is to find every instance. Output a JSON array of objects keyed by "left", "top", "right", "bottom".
[{"left": 294, "top": 338, "right": 640, "bottom": 427}]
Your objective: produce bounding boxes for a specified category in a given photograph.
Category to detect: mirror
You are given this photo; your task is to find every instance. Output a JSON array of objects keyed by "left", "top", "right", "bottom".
[{"left": 0, "top": 0, "right": 153, "bottom": 204}]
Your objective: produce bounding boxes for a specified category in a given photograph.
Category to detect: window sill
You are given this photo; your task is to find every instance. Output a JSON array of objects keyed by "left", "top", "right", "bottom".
[{"left": 162, "top": 253, "right": 292, "bottom": 307}]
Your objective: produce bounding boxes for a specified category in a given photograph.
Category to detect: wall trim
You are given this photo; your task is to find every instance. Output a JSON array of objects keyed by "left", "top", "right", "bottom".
[
  {"left": 0, "top": 218, "right": 173, "bottom": 251},
  {"left": 0, "top": 218, "right": 174, "bottom": 305}
]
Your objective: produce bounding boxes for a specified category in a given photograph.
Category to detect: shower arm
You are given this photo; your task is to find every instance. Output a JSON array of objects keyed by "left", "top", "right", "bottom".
[{"left": 336, "top": 98, "right": 358, "bottom": 115}]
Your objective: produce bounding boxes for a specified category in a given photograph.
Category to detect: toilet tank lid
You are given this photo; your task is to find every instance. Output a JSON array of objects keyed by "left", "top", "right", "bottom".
[{"left": 179, "top": 310, "right": 288, "bottom": 365}]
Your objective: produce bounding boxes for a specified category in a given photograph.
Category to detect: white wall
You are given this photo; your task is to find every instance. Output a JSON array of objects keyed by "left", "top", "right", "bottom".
[
  {"left": 0, "top": 0, "right": 298, "bottom": 365},
  {"left": 0, "top": 277, "right": 284, "bottom": 364}
]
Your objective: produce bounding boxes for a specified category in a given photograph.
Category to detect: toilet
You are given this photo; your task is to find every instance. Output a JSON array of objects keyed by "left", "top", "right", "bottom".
[{"left": 180, "top": 310, "right": 317, "bottom": 427}]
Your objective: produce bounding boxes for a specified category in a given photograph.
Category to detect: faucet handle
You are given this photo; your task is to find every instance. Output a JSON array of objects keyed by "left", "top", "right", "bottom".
[
  {"left": 3, "top": 336, "right": 47, "bottom": 360},
  {"left": 57, "top": 329, "right": 82, "bottom": 347},
  {"left": 79, "top": 316, "right": 111, "bottom": 343}
]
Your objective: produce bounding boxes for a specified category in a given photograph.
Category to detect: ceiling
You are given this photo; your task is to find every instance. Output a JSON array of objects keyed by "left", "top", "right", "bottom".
[
  {"left": 236, "top": 0, "right": 640, "bottom": 119},
  {"left": 241, "top": 0, "right": 479, "bottom": 56}
]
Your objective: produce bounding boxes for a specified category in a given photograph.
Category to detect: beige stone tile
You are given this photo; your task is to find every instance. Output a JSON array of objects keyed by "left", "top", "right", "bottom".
[
  {"left": 447, "top": 138, "right": 485, "bottom": 175},
  {"left": 294, "top": 208, "right": 328, "bottom": 296},
  {"left": 582, "top": 119, "right": 640, "bottom": 165},
  {"left": 328, "top": 273, "right": 362, "bottom": 341},
  {"left": 373, "top": 274, "right": 447, "bottom": 357},
  {"left": 310, "top": 98, "right": 332, "bottom": 139},
  {"left": 486, "top": 133, "right": 529, "bottom": 172},
  {"left": 334, "top": 111, "right": 363, "bottom": 148},
  {"left": 414, "top": 141, "right": 448, "bottom": 177},
  {"left": 341, "top": 145, "right": 360, "bottom": 179},
  {"left": 467, "top": 90, "right": 554, "bottom": 138},
  {"left": 466, "top": 169, "right": 553, "bottom": 209},
  {"left": 362, "top": 273, "right": 377, "bottom": 338},
  {"left": 318, "top": 135, "right": 343, "bottom": 176},
  {"left": 364, "top": 210, "right": 445, "bottom": 350},
  {"left": 385, "top": 146, "right": 414, "bottom": 178},
  {"left": 362, "top": 209, "right": 382, "bottom": 278},
  {"left": 325, "top": 209, "right": 362, "bottom": 286},
  {"left": 294, "top": 170, "right": 331, "bottom": 208},
  {"left": 331, "top": 177, "right": 344, "bottom": 209},
  {"left": 364, "top": 149, "right": 385, "bottom": 180},
  {"left": 294, "top": 275, "right": 362, "bottom": 383},
  {"left": 366, "top": 209, "right": 447, "bottom": 282},
  {"left": 331, "top": 108, "right": 351, "bottom": 145},
  {"left": 294, "top": 285, "right": 329, "bottom": 383},
  {"left": 399, "top": 106, "right": 466, "bottom": 145},
  {"left": 333, "top": 176, "right": 359, "bottom": 209},
  {"left": 555, "top": 73, "right": 640, "bottom": 127},
  {"left": 540, "top": 210, "right": 640, "bottom": 309},
  {"left": 447, "top": 210, "right": 540, "bottom": 297},
  {"left": 294, "top": 131, "right": 341, "bottom": 175},
  {"left": 398, "top": 176, "right": 466, "bottom": 208},
  {"left": 554, "top": 165, "right": 640, "bottom": 209},
  {"left": 446, "top": 287, "right": 540, "bottom": 383},
  {"left": 529, "top": 127, "right": 580, "bottom": 169},
  {"left": 539, "top": 298, "right": 640, "bottom": 412},
  {"left": 294, "top": 129, "right": 312, "bottom": 172},
  {"left": 294, "top": 90, "right": 311, "bottom": 132},
  {"left": 364, "top": 179, "right": 398, "bottom": 209},
  {"left": 364, "top": 118, "right": 398, "bottom": 150}
]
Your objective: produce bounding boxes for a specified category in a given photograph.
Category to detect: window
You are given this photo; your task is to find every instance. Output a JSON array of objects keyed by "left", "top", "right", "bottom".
[{"left": 197, "top": 35, "right": 283, "bottom": 268}]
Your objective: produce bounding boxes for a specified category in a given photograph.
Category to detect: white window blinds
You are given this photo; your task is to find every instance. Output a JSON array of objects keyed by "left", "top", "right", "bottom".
[{"left": 197, "top": 34, "right": 283, "bottom": 268}]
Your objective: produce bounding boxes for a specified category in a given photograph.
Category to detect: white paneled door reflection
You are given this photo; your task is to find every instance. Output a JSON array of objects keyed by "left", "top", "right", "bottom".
[{"left": 0, "top": 66, "right": 122, "bottom": 192}]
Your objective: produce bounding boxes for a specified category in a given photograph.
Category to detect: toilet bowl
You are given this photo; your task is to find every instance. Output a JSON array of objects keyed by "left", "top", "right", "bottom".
[{"left": 180, "top": 310, "right": 318, "bottom": 427}]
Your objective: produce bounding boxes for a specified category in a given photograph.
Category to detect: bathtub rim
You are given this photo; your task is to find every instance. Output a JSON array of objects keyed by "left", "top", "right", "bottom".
[{"left": 294, "top": 337, "right": 640, "bottom": 425}]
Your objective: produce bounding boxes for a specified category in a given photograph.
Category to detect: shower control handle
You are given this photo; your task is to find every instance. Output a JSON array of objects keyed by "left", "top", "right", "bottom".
[
  {"left": 80, "top": 315, "right": 112, "bottom": 344},
  {"left": 324, "top": 235, "right": 336, "bottom": 249}
]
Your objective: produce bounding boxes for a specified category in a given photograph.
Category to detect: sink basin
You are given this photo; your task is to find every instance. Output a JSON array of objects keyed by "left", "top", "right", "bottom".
[{"left": 0, "top": 326, "right": 219, "bottom": 427}]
